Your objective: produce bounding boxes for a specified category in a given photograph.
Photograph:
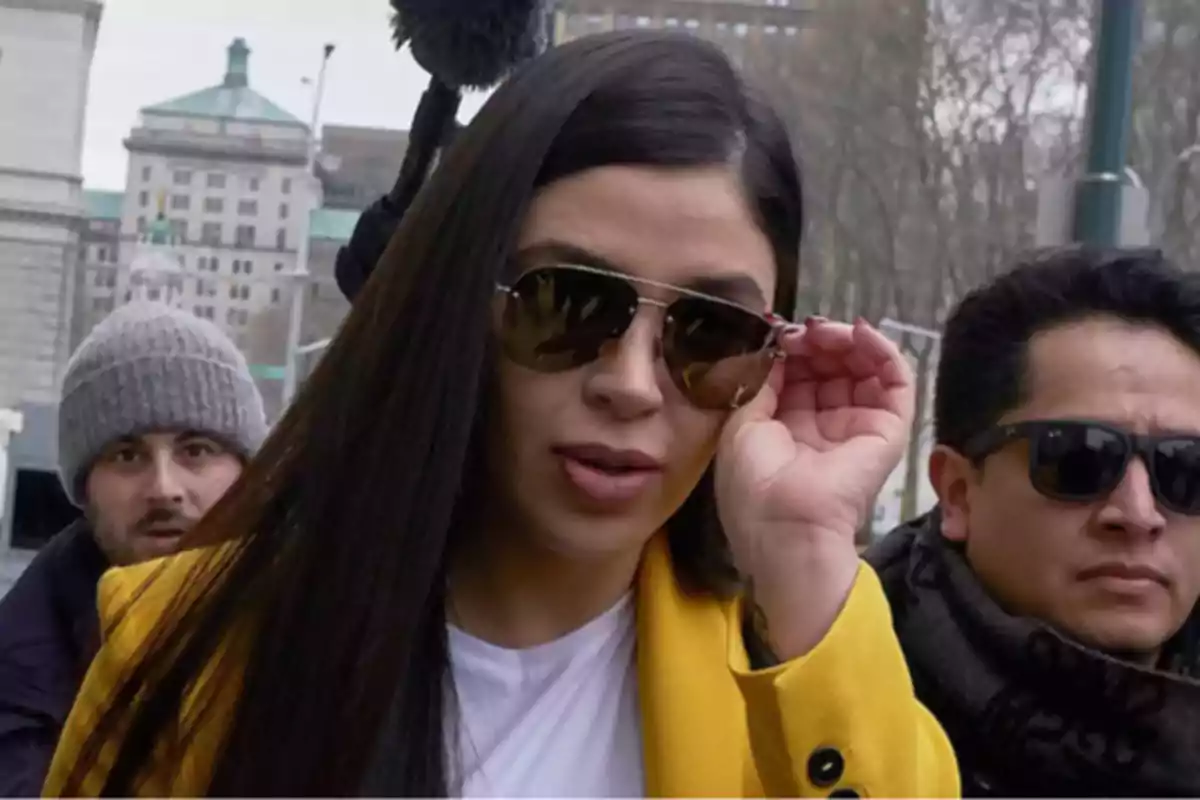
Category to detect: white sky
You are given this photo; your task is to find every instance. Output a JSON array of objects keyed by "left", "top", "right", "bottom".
[{"left": 82, "top": 0, "right": 493, "bottom": 189}]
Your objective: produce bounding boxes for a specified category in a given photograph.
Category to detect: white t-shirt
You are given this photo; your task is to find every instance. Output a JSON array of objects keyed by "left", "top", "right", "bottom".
[{"left": 448, "top": 593, "right": 644, "bottom": 798}]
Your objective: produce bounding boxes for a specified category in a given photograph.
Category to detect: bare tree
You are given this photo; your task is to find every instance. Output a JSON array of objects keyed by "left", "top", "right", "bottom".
[
  {"left": 747, "top": 0, "right": 1091, "bottom": 530},
  {"left": 1129, "top": 1, "right": 1200, "bottom": 264}
]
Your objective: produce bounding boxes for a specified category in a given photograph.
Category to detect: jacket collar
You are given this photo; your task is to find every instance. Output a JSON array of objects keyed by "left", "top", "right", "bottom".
[
  {"left": 867, "top": 511, "right": 1200, "bottom": 796},
  {"left": 636, "top": 535, "right": 752, "bottom": 796}
]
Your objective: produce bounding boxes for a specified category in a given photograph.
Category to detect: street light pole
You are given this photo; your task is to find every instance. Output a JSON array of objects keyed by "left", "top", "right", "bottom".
[
  {"left": 282, "top": 43, "right": 335, "bottom": 408},
  {"left": 1073, "top": 0, "right": 1141, "bottom": 246}
]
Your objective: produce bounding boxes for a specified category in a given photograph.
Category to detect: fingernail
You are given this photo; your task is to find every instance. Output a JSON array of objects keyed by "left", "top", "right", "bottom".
[
  {"left": 805, "top": 315, "right": 827, "bottom": 327},
  {"left": 854, "top": 316, "right": 868, "bottom": 327}
]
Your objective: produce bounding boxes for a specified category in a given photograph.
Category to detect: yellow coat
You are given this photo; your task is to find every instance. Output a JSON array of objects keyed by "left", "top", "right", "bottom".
[{"left": 45, "top": 536, "right": 960, "bottom": 797}]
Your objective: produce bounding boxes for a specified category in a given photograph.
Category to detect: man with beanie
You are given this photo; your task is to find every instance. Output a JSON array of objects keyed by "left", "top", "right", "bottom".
[{"left": 0, "top": 302, "right": 267, "bottom": 796}]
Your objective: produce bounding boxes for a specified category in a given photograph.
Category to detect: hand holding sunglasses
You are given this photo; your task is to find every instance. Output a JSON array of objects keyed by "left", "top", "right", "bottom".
[{"left": 714, "top": 317, "right": 916, "bottom": 659}]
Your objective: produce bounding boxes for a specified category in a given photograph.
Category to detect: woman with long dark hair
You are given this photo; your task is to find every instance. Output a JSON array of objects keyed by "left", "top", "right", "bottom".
[{"left": 46, "top": 30, "right": 957, "bottom": 797}]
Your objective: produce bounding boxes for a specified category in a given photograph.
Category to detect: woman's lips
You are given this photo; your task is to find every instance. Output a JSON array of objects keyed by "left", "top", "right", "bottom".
[{"left": 554, "top": 444, "right": 664, "bottom": 505}]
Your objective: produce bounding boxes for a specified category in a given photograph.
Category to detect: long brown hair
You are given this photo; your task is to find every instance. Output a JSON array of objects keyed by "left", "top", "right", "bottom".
[{"left": 67, "top": 30, "right": 804, "bottom": 796}]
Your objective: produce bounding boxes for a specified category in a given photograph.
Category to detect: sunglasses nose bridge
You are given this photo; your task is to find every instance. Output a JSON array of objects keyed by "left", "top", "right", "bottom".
[{"left": 1098, "top": 457, "right": 1168, "bottom": 532}]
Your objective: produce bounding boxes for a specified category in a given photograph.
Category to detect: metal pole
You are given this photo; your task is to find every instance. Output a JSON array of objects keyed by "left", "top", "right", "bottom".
[
  {"left": 1073, "top": 0, "right": 1140, "bottom": 246},
  {"left": 879, "top": 318, "right": 942, "bottom": 342},
  {"left": 282, "top": 43, "right": 334, "bottom": 407}
]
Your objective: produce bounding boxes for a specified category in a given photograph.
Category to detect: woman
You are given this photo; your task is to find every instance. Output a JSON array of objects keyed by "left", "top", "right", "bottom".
[{"left": 46, "top": 31, "right": 957, "bottom": 797}]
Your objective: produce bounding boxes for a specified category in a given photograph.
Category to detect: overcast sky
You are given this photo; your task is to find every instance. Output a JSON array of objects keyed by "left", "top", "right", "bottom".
[{"left": 82, "top": 0, "right": 492, "bottom": 189}]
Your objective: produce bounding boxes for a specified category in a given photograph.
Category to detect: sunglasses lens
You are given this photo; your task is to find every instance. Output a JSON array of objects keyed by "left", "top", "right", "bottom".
[
  {"left": 1030, "top": 423, "right": 1128, "bottom": 500},
  {"left": 498, "top": 267, "right": 636, "bottom": 372},
  {"left": 663, "top": 296, "right": 777, "bottom": 410},
  {"left": 1153, "top": 438, "right": 1200, "bottom": 514}
]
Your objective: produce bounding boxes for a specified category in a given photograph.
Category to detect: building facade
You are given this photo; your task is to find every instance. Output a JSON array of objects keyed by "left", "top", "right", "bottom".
[
  {"left": 73, "top": 39, "right": 310, "bottom": 351},
  {"left": 71, "top": 38, "right": 361, "bottom": 418},
  {"left": 318, "top": 125, "right": 410, "bottom": 212},
  {"left": 548, "top": 0, "right": 812, "bottom": 70},
  {"left": 0, "top": 0, "right": 103, "bottom": 409}
]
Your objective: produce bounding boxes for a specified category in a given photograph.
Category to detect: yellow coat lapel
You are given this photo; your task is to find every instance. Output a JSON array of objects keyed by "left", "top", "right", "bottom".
[{"left": 637, "top": 536, "right": 757, "bottom": 797}]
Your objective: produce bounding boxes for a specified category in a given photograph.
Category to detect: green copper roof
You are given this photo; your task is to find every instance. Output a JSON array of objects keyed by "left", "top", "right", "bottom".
[
  {"left": 142, "top": 38, "right": 304, "bottom": 126},
  {"left": 309, "top": 208, "right": 358, "bottom": 242},
  {"left": 83, "top": 189, "right": 123, "bottom": 220},
  {"left": 145, "top": 212, "right": 174, "bottom": 245}
]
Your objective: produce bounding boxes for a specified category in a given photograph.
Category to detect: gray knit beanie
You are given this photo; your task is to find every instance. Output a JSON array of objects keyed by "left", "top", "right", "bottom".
[{"left": 58, "top": 301, "right": 268, "bottom": 507}]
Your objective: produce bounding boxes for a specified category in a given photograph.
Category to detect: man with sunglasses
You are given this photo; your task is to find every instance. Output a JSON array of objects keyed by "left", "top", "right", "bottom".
[{"left": 867, "top": 246, "right": 1200, "bottom": 797}]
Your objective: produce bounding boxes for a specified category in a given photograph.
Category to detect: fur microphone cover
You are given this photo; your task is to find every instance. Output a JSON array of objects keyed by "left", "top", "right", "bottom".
[{"left": 390, "top": 0, "right": 545, "bottom": 89}]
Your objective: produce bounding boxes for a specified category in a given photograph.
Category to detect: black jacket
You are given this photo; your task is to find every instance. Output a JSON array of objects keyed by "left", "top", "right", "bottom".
[
  {"left": 0, "top": 521, "right": 107, "bottom": 796},
  {"left": 866, "top": 511, "right": 1200, "bottom": 797}
]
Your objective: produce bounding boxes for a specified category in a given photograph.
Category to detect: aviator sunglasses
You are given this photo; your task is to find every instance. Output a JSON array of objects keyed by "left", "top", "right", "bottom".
[
  {"left": 494, "top": 264, "right": 791, "bottom": 410},
  {"left": 964, "top": 419, "right": 1200, "bottom": 516}
]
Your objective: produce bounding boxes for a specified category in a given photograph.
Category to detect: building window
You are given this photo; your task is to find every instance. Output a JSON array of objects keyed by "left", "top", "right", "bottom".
[
  {"left": 170, "top": 219, "right": 188, "bottom": 240},
  {"left": 235, "top": 225, "right": 256, "bottom": 247},
  {"left": 238, "top": 200, "right": 258, "bottom": 216},
  {"left": 137, "top": 216, "right": 147, "bottom": 233},
  {"left": 227, "top": 307, "right": 238, "bottom": 325},
  {"left": 210, "top": 257, "right": 220, "bottom": 273},
  {"left": 109, "top": 247, "right": 119, "bottom": 264},
  {"left": 198, "top": 256, "right": 208, "bottom": 271},
  {"left": 201, "top": 222, "right": 222, "bottom": 246},
  {"left": 785, "top": 25, "right": 798, "bottom": 36},
  {"left": 229, "top": 284, "right": 240, "bottom": 300},
  {"left": 205, "top": 197, "right": 224, "bottom": 213},
  {"left": 271, "top": 287, "right": 281, "bottom": 303},
  {"left": 141, "top": 165, "right": 152, "bottom": 182},
  {"left": 275, "top": 229, "right": 287, "bottom": 250},
  {"left": 239, "top": 309, "right": 249, "bottom": 325},
  {"left": 636, "top": 15, "right": 651, "bottom": 27},
  {"left": 240, "top": 285, "right": 251, "bottom": 300},
  {"left": 139, "top": 191, "right": 149, "bottom": 208},
  {"left": 207, "top": 173, "right": 226, "bottom": 189},
  {"left": 274, "top": 262, "right": 285, "bottom": 272},
  {"left": 279, "top": 203, "right": 289, "bottom": 220},
  {"left": 765, "top": 24, "right": 779, "bottom": 35},
  {"left": 148, "top": 288, "right": 162, "bottom": 301},
  {"left": 282, "top": 178, "right": 292, "bottom": 194},
  {"left": 734, "top": 22, "right": 749, "bottom": 37},
  {"left": 685, "top": 18, "right": 700, "bottom": 30},
  {"left": 170, "top": 194, "right": 190, "bottom": 210},
  {"left": 96, "top": 247, "right": 108, "bottom": 264},
  {"left": 243, "top": 261, "right": 253, "bottom": 275},
  {"left": 173, "top": 170, "right": 192, "bottom": 186},
  {"left": 93, "top": 270, "right": 106, "bottom": 286},
  {"left": 248, "top": 177, "right": 260, "bottom": 192}
]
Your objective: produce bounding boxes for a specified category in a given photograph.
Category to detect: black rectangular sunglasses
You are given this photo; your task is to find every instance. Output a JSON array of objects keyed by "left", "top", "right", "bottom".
[
  {"left": 963, "top": 419, "right": 1200, "bottom": 516},
  {"left": 494, "top": 263, "right": 791, "bottom": 410}
]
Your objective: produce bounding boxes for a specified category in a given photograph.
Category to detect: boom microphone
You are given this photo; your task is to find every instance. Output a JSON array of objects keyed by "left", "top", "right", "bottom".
[{"left": 334, "top": 0, "right": 546, "bottom": 302}]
